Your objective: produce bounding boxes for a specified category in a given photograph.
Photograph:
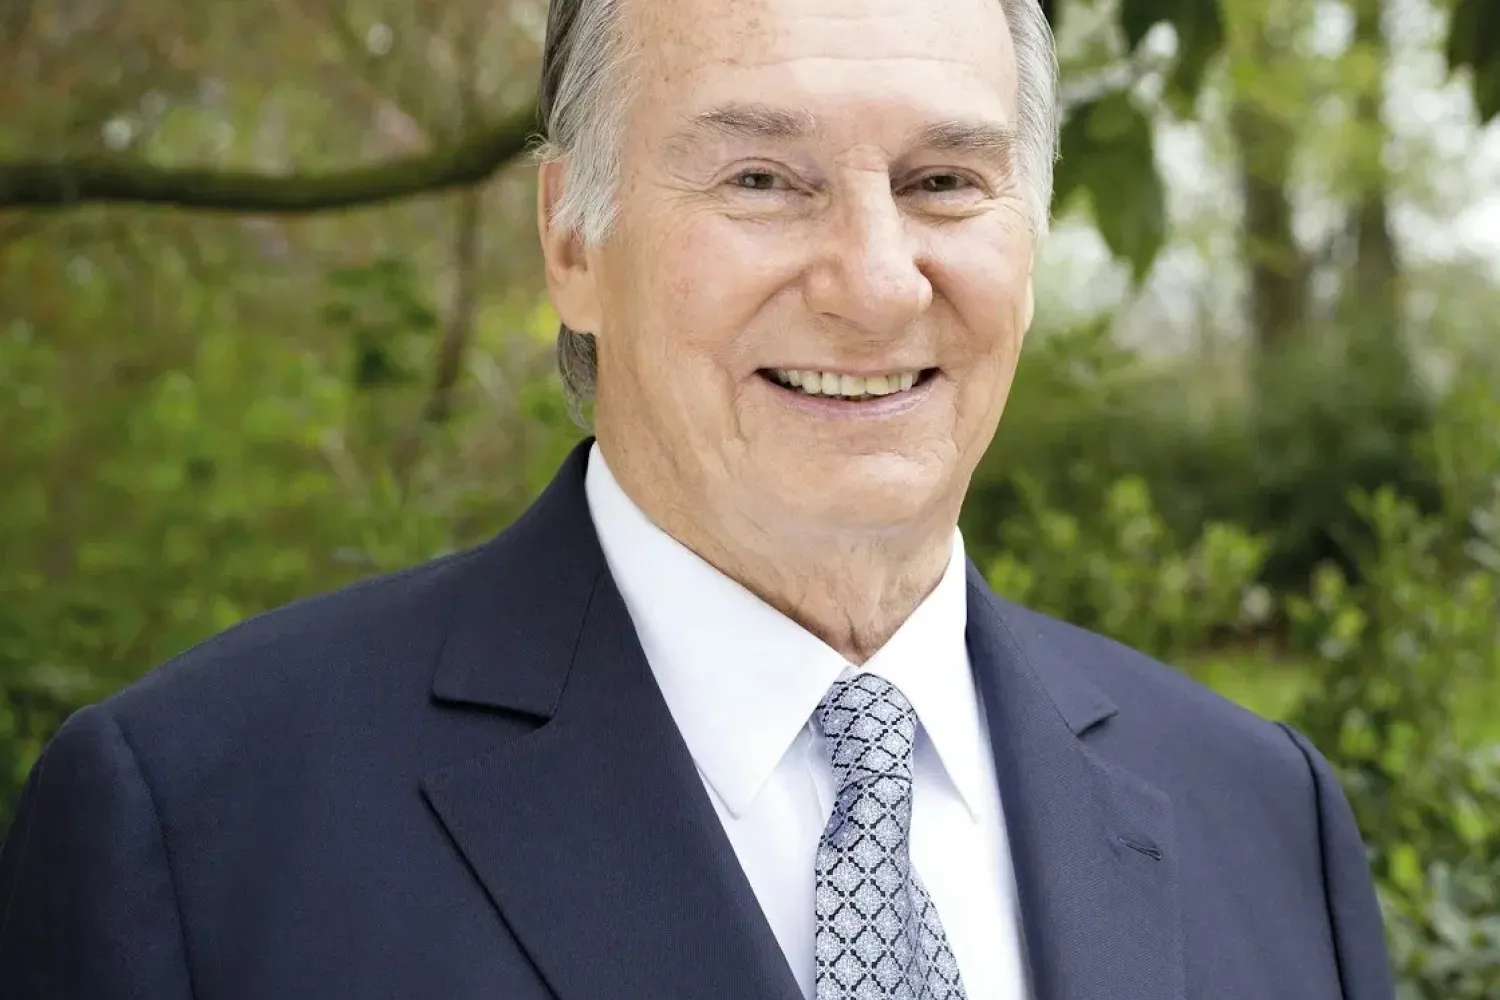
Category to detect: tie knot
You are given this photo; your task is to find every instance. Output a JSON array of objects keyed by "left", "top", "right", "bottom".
[{"left": 815, "top": 673, "right": 919, "bottom": 787}]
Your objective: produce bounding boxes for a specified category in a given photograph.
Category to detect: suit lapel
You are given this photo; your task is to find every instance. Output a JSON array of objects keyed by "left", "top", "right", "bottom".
[
  {"left": 417, "top": 438, "right": 1183, "bottom": 1000},
  {"left": 420, "top": 441, "right": 801, "bottom": 1000},
  {"left": 966, "top": 566, "right": 1185, "bottom": 1000}
]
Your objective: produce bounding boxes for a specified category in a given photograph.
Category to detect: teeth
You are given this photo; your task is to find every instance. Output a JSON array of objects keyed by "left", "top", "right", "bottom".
[{"left": 770, "top": 368, "right": 925, "bottom": 400}]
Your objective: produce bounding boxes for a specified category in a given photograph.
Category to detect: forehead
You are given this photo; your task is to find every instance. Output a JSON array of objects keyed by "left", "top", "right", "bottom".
[{"left": 623, "top": 0, "right": 1018, "bottom": 133}]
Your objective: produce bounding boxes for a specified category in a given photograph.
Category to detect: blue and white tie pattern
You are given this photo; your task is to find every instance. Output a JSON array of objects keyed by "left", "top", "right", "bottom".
[{"left": 813, "top": 673, "right": 967, "bottom": 1000}]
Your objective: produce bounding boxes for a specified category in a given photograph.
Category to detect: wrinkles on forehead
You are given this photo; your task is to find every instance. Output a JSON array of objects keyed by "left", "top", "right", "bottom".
[
  {"left": 622, "top": 0, "right": 1015, "bottom": 86},
  {"left": 614, "top": 0, "right": 1023, "bottom": 203}
]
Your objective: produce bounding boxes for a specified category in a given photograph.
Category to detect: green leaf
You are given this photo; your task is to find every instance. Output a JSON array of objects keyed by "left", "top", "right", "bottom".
[
  {"left": 1054, "top": 95, "right": 1166, "bottom": 282},
  {"left": 1117, "top": 0, "right": 1225, "bottom": 108},
  {"left": 1448, "top": 0, "right": 1500, "bottom": 122},
  {"left": 1119, "top": 0, "right": 1166, "bottom": 50},
  {"left": 1051, "top": 111, "right": 1091, "bottom": 211},
  {"left": 1166, "top": 0, "right": 1225, "bottom": 109}
]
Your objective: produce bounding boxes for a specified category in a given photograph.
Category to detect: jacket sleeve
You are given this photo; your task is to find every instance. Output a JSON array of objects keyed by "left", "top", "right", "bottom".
[
  {"left": 0, "top": 703, "right": 196, "bottom": 999},
  {"left": 1279, "top": 723, "right": 1396, "bottom": 1000}
]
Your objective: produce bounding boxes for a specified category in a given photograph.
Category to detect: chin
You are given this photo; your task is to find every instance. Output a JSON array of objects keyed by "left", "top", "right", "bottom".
[
  {"left": 760, "top": 461, "right": 949, "bottom": 538},
  {"left": 731, "top": 433, "right": 959, "bottom": 526}
]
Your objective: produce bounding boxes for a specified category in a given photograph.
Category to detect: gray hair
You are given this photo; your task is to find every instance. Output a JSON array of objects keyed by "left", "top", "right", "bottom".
[{"left": 536, "top": 0, "right": 1060, "bottom": 425}]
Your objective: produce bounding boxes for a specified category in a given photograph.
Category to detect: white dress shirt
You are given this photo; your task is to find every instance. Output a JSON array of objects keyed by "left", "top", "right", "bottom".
[{"left": 585, "top": 445, "right": 1032, "bottom": 999}]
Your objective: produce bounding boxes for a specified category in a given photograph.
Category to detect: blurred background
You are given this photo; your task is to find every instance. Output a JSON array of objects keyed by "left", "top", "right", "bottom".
[{"left": 1, "top": 0, "right": 1497, "bottom": 994}]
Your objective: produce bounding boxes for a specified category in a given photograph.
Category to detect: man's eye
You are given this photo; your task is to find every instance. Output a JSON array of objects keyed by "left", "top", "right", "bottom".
[
  {"left": 915, "top": 173, "right": 972, "bottom": 194},
  {"left": 732, "top": 170, "right": 784, "bottom": 191}
]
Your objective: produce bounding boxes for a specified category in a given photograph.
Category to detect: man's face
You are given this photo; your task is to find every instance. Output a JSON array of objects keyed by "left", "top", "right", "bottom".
[{"left": 545, "top": 0, "right": 1035, "bottom": 545}]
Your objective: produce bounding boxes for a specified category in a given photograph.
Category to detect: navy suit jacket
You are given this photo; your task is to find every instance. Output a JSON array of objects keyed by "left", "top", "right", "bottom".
[{"left": 0, "top": 440, "right": 1394, "bottom": 999}]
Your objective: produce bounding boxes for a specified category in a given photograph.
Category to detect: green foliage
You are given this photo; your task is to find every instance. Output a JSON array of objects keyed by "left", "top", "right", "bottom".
[
  {"left": 1448, "top": 0, "right": 1500, "bottom": 122},
  {"left": 0, "top": 230, "right": 586, "bottom": 826},
  {"left": 966, "top": 318, "right": 1442, "bottom": 592},
  {"left": 321, "top": 256, "right": 440, "bottom": 390},
  {"left": 1286, "top": 487, "right": 1500, "bottom": 1000},
  {"left": 1118, "top": 0, "right": 1225, "bottom": 109},
  {"left": 1244, "top": 342, "right": 1438, "bottom": 586},
  {"left": 1054, "top": 94, "right": 1166, "bottom": 281},
  {"left": 1043, "top": 0, "right": 1495, "bottom": 278},
  {"left": 998, "top": 323, "right": 1260, "bottom": 521},
  {"left": 986, "top": 474, "right": 1270, "bottom": 659},
  {"left": 1422, "top": 356, "right": 1500, "bottom": 549}
]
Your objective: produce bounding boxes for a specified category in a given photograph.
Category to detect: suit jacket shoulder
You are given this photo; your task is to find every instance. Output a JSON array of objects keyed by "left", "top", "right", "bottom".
[{"left": 101, "top": 544, "right": 488, "bottom": 772}]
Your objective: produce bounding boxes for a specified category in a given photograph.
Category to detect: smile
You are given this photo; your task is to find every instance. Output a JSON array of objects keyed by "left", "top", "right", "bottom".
[{"left": 760, "top": 368, "right": 938, "bottom": 402}]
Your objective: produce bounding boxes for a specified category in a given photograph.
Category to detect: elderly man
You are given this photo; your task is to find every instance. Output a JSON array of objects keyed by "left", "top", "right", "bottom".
[{"left": 0, "top": 0, "right": 1393, "bottom": 997}]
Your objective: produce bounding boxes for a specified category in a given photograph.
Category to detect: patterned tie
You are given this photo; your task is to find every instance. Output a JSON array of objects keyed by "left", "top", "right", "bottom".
[{"left": 813, "top": 673, "right": 968, "bottom": 1000}]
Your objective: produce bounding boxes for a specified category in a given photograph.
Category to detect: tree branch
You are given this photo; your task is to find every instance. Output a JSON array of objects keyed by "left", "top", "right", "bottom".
[
  {"left": 0, "top": 107, "right": 538, "bottom": 214},
  {"left": 1060, "top": 50, "right": 1174, "bottom": 114}
]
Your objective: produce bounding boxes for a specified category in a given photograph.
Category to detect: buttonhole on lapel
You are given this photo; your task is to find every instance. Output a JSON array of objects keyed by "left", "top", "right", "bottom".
[{"left": 1119, "top": 837, "right": 1162, "bottom": 861}]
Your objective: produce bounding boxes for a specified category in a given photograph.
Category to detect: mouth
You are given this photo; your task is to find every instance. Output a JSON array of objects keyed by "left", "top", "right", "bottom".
[{"left": 756, "top": 367, "right": 939, "bottom": 402}]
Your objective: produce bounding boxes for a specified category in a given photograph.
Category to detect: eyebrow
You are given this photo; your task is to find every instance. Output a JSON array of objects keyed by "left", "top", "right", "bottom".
[
  {"left": 665, "top": 103, "right": 824, "bottom": 153},
  {"left": 664, "top": 102, "right": 1017, "bottom": 175},
  {"left": 911, "top": 119, "right": 1018, "bottom": 175}
]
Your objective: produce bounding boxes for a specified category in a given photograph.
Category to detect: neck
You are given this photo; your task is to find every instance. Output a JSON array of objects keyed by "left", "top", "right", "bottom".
[
  {"left": 600, "top": 447, "right": 956, "bottom": 664},
  {"left": 718, "top": 531, "right": 954, "bottom": 664}
]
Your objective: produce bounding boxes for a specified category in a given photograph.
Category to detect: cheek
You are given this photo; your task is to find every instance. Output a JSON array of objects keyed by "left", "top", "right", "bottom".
[
  {"left": 931, "top": 230, "right": 1031, "bottom": 423},
  {"left": 655, "top": 216, "right": 806, "bottom": 360},
  {"left": 675, "top": 216, "right": 798, "bottom": 299},
  {"left": 602, "top": 219, "right": 768, "bottom": 420},
  {"left": 941, "top": 237, "right": 1031, "bottom": 360}
]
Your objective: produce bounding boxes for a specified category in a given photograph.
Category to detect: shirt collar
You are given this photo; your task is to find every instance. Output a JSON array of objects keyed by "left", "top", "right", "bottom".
[
  {"left": 584, "top": 443, "right": 988, "bottom": 820},
  {"left": 856, "top": 531, "right": 989, "bottom": 822}
]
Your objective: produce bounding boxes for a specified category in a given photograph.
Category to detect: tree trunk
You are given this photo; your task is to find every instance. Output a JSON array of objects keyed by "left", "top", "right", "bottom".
[
  {"left": 424, "top": 186, "right": 484, "bottom": 426},
  {"left": 1230, "top": 39, "right": 1308, "bottom": 364},
  {"left": 1343, "top": 0, "right": 1404, "bottom": 381}
]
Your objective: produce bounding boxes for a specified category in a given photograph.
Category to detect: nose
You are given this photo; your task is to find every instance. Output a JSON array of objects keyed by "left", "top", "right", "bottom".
[{"left": 804, "top": 182, "right": 933, "bottom": 338}]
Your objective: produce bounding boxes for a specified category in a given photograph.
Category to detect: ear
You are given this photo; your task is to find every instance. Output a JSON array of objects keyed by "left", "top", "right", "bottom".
[{"left": 537, "top": 160, "right": 604, "bottom": 334}]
